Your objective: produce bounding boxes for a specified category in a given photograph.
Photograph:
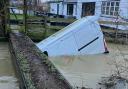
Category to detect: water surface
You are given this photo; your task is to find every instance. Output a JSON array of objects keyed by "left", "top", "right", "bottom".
[
  {"left": 0, "top": 42, "right": 19, "bottom": 89},
  {"left": 49, "top": 43, "right": 128, "bottom": 89}
]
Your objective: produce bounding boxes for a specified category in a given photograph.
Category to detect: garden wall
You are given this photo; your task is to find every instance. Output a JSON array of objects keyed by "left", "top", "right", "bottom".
[{"left": 9, "top": 33, "right": 72, "bottom": 89}]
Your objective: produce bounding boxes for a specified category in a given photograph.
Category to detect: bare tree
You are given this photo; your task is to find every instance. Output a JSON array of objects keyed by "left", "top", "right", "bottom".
[{"left": 99, "top": 45, "right": 128, "bottom": 89}]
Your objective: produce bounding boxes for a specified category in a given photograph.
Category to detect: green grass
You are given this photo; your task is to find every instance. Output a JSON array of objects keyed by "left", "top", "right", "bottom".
[
  {"left": 26, "top": 25, "right": 64, "bottom": 41},
  {"left": 10, "top": 14, "right": 76, "bottom": 24},
  {"left": 9, "top": 15, "right": 75, "bottom": 41},
  {"left": 26, "top": 24, "right": 46, "bottom": 41},
  {"left": 27, "top": 16, "right": 42, "bottom": 20},
  {"left": 10, "top": 14, "right": 42, "bottom": 20},
  {"left": 10, "top": 14, "right": 23, "bottom": 20},
  {"left": 48, "top": 26, "right": 65, "bottom": 31},
  {"left": 48, "top": 17, "right": 76, "bottom": 23},
  {"left": 27, "top": 31, "right": 46, "bottom": 41}
]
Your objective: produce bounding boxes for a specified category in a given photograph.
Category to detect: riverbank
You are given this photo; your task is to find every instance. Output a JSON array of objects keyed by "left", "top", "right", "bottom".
[{"left": 10, "top": 33, "right": 72, "bottom": 89}]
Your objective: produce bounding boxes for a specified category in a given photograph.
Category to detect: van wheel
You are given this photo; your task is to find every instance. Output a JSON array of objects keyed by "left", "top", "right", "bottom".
[{"left": 43, "top": 51, "right": 48, "bottom": 56}]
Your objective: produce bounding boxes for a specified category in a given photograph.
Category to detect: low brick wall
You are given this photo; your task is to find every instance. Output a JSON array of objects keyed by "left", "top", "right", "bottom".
[{"left": 9, "top": 33, "right": 72, "bottom": 89}]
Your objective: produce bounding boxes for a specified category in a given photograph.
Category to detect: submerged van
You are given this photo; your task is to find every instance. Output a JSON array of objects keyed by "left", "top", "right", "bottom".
[{"left": 37, "top": 16, "right": 108, "bottom": 56}]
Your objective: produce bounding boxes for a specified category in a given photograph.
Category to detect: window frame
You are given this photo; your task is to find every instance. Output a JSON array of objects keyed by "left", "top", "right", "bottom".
[
  {"left": 67, "top": 3, "right": 74, "bottom": 16},
  {"left": 101, "top": 0, "right": 120, "bottom": 17}
]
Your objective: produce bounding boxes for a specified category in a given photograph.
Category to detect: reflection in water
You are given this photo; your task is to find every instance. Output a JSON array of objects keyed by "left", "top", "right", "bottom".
[
  {"left": 49, "top": 43, "right": 128, "bottom": 89},
  {"left": 0, "top": 42, "right": 19, "bottom": 89}
]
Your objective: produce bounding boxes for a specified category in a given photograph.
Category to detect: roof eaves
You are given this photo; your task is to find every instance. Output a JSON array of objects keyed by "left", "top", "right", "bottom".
[{"left": 48, "top": 0, "right": 63, "bottom": 3}]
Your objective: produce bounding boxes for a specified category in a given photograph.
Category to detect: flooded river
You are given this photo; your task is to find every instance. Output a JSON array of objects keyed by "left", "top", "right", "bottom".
[
  {"left": 0, "top": 42, "right": 19, "bottom": 89},
  {"left": 49, "top": 43, "right": 128, "bottom": 89},
  {"left": 1, "top": 41, "right": 127, "bottom": 89}
]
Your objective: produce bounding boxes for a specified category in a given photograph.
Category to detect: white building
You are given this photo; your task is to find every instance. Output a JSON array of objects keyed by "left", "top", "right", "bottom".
[
  {"left": 100, "top": 0, "right": 128, "bottom": 30},
  {"left": 49, "top": 0, "right": 108, "bottom": 19},
  {"left": 100, "top": 0, "right": 128, "bottom": 20},
  {"left": 49, "top": 0, "right": 128, "bottom": 30},
  {"left": 49, "top": 0, "right": 128, "bottom": 19}
]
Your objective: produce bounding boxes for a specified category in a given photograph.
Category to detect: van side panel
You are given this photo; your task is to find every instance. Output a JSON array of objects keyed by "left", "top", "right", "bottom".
[
  {"left": 46, "top": 32, "right": 78, "bottom": 56},
  {"left": 73, "top": 22, "right": 104, "bottom": 54}
]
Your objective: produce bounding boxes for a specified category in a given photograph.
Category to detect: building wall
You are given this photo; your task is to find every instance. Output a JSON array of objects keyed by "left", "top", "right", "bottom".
[
  {"left": 63, "top": 3, "right": 77, "bottom": 17},
  {"left": 99, "top": 0, "right": 128, "bottom": 30},
  {"left": 49, "top": 0, "right": 106, "bottom": 19},
  {"left": 119, "top": 0, "right": 128, "bottom": 20},
  {"left": 10, "top": 8, "right": 23, "bottom": 14},
  {"left": 95, "top": 2, "right": 102, "bottom": 16},
  {"left": 76, "top": 2, "right": 102, "bottom": 19},
  {"left": 100, "top": 0, "right": 128, "bottom": 20},
  {"left": 76, "top": 2, "right": 82, "bottom": 19},
  {"left": 59, "top": 2, "right": 63, "bottom": 15},
  {"left": 50, "top": 3, "right": 58, "bottom": 14},
  {"left": 50, "top": 2, "right": 64, "bottom": 15},
  {"left": 63, "top": 4, "right": 67, "bottom": 16},
  {"left": 66, "top": 0, "right": 107, "bottom": 3},
  {"left": 73, "top": 4, "right": 77, "bottom": 16},
  {"left": 10, "top": 8, "right": 34, "bottom": 15}
]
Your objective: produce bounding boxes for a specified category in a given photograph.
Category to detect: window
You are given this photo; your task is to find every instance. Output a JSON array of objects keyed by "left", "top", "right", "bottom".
[
  {"left": 101, "top": 0, "right": 120, "bottom": 16},
  {"left": 81, "top": 2, "right": 95, "bottom": 17},
  {"left": 67, "top": 4, "right": 74, "bottom": 15}
]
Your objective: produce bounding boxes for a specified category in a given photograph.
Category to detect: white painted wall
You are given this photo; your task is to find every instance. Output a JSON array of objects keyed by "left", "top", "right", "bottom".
[
  {"left": 10, "top": 8, "right": 34, "bottom": 15},
  {"left": 10, "top": 8, "right": 23, "bottom": 14},
  {"left": 119, "top": 0, "right": 128, "bottom": 20},
  {"left": 50, "top": 3, "right": 58, "bottom": 14},
  {"left": 49, "top": 2, "right": 81, "bottom": 18},
  {"left": 59, "top": 2, "right": 63, "bottom": 15},
  {"left": 73, "top": 4, "right": 77, "bottom": 16},
  {"left": 76, "top": 2, "right": 82, "bottom": 19},
  {"left": 95, "top": 2, "right": 102, "bottom": 16},
  {"left": 49, "top": 0, "right": 107, "bottom": 19},
  {"left": 50, "top": 2, "right": 64, "bottom": 15},
  {"left": 63, "top": 4, "right": 67, "bottom": 16},
  {"left": 79, "top": 0, "right": 107, "bottom": 2}
]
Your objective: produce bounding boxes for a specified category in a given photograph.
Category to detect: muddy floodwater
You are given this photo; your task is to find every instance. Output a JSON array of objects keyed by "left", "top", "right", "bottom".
[
  {"left": 49, "top": 42, "right": 128, "bottom": 89},
  {"left": 0, "top": 42, "right": 19, "bottom": 89}
]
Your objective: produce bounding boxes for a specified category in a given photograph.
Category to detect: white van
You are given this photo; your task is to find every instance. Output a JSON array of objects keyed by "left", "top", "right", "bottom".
[{"left": 37, "top": 16, "right": 109, "bottom": 56}]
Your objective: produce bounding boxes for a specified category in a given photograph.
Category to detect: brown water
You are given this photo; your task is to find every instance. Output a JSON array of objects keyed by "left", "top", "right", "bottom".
[
  {"left": 0, "top": 42, "right": 19, "bottom": 89},
  {"left": 49, "top": 43, "right": 128, "bottom": 89}
]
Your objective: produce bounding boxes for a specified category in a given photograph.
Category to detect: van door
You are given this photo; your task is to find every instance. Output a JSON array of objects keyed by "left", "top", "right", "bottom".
[
  {"left": 74, "top": 23, "right": 99, "bottom": 54},
  {"left": 58, "top": 33, "right": 78, "bottom": 56}
]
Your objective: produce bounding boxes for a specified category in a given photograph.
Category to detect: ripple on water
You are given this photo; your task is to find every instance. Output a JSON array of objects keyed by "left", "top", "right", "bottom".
[
  {"left": 0, "top": 76, "right": 19, "bottom": 89},
  {"left": 0, "top": 42, "right": 19, "bottom": 89},
  {"left": 49, "top": 43, "right": 128, "bottom": 89}
]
